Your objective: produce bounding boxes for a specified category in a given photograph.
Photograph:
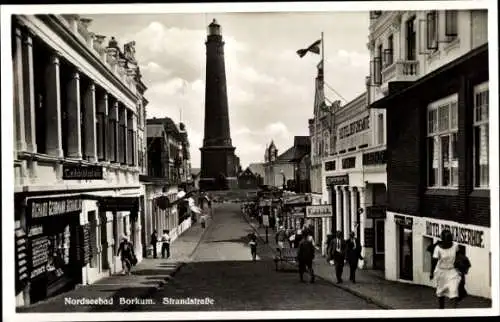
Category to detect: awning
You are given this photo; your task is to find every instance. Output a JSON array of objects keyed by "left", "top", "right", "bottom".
[{"left": 369, "top": 43, "right": 488, "bottom": 110}]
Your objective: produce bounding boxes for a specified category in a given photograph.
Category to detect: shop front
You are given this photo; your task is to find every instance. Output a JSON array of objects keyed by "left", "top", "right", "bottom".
[
  {"left": 305, "top": 204, "right": 333, "bottom": 255},
  {"left": 24, "top": 197, "right": 85, "bottom": 304}
]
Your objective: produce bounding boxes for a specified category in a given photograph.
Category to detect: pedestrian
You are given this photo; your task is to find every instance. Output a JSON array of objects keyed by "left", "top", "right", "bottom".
[
  {"left": 293, "top": 229, "right": 303, "bottom": 248},
  {"left": 150, "top": 230, "right": 159, "bottom": 259},
  {"left": 275, "top": 226, "right": 287, "bottom": 250},
  {"left": 297, "top": 232, "right": 315, "bottom": 283},
  {"left": 430, "top": 229, "right": 462, "bottom": 309},
  {"left": 345, "top": 231, "right": 363, "bottom": 283},
  {"left": 328, "top": 230, "right": 347, "bottom": 284},
  {"left": 455, "top": 245, "right": 471, "bottom": 302},
  {"left": 161, "top": 229, "right": 171, "bottom": 259},
  {"left": 117, "top": 235, "right": 135, "bottom": 275},
  {"left": 248, "top": 233, "right": 258, "bottom": 261}
]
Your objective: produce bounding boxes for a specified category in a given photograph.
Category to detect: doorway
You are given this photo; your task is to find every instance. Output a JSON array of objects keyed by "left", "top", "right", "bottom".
[{"left": 398, "top": 225, "right": 413, "bottom": 281}]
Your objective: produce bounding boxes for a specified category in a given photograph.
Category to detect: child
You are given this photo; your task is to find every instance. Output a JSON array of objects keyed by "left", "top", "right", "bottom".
[{"left": 248, "top": 234, "right": 257, "bottom": 261}]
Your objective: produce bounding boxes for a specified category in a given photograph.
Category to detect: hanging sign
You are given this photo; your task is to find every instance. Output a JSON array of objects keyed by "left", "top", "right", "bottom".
[{"left": 305, "top": 205, "right": 333, "bottom": 218}]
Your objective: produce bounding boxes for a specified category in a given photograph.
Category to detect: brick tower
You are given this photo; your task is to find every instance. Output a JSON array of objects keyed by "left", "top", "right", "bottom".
[{"left": 199, "top": 19, "right": 237, "bottom": 191}]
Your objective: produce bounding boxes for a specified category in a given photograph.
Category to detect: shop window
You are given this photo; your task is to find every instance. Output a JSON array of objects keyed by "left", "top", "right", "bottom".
[
  {"left": 445, "top": 10, "right": 458, "bottom": 38},
  {"left": 473, "top": 82, "right": 489, "bottom": 188},
  {"left": 422, "top": 236, "right": 433, "bottom": 273},
  {"left": 427, "top": 94, "right": 459, "bottom": 188}
]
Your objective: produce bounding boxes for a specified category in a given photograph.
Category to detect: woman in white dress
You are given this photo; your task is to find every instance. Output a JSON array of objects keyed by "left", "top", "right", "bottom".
[{"left": 430, "top": 229, "right": 461, "bottom": 309}]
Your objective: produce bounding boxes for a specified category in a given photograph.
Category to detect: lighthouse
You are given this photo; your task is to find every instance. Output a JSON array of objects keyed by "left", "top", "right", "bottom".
[{"left": 199, "top": 19, "right": 237, "bottom": 191}]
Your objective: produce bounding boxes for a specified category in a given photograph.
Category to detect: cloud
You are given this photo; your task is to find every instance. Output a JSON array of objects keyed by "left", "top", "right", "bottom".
[{"left": 89, "top": 13, "right": 369, "bottom": 169}]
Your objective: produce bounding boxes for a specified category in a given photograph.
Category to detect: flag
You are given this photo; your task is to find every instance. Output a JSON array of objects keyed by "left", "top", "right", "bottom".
[{"left": 297, "top": 39, "right": 321, "bottom": 58}]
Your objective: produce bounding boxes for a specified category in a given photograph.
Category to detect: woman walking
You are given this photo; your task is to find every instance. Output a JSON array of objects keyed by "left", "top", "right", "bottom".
[
  {"left": 248, "top": 233, "right": 258, "bottom": 261},
  {"left": 430, "top": 229, "right": 462, "bottom": 309},
  {"left": 117, "top": 235, "right": 136, "bottom": 275}
]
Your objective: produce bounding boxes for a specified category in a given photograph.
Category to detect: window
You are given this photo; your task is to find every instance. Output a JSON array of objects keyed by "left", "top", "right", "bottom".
[
  {"left": 378, "top": 113, "right": 384, "bottom": 145},
  {"left": 109, "top": 118, "right": 117, "bottom": 162},
  {"left": 119, "top": 123, "right": 126, "bottom": 164},
  {"left": 33, "top": 42, "right": 49, "bottom": 154},
  {"left": 426, "top": 11, "right": 438, "bottom": 50},
  {"left": 371, "top": 45, "right": 382, "bottom": 85},
  {"left": 384, "top": 35, "right": 394, "bottom": 67},
  {"left": 445, "top": 10, "right": 458, "bottom": 37},
  {"left": 127, "top": 129, "right": 135, "bottom": 166},
  {"left": 96, "top": 112, "right": 106, "bottom": 161},
  {"left": 406, "top": 16, "right": 416, "bottom": 60},
  {"left": 473, "top": 82, "right": 489, "bottom": 188},
  {"left": 427, "top": 94, "right": 458, "bottom": 188}
]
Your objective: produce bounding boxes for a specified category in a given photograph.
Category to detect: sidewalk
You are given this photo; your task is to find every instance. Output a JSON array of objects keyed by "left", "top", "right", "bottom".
[
  {"left": 17, "top": 220, "right": 210, "bottom": 313},
  {"left": 242, "top": 212, "right": 492, "bottom": 310}
]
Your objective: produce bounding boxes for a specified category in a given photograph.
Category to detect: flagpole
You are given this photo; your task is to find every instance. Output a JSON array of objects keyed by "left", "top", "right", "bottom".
[{"left": 321, "top": 31, "right": 324, "bottom": 77}]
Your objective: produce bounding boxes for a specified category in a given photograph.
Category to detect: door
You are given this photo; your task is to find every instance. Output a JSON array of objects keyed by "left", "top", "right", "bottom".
[
  {"left": 399, "top": 226, "right": 413, "bottom": 280},
  {"left": 373, "top": 219, "right": 385, "bottom": 270}
]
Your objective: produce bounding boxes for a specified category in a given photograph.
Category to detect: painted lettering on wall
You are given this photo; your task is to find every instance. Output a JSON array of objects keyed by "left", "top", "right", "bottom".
[
  {"left": 425, "top": 221, "right": 485, "bottom": 248},
  {"left": 338, "top": 116, "right": 370, "bottom": 140},
  {"left": 30, "top": 199, "right": 83, "bottom": 219}
]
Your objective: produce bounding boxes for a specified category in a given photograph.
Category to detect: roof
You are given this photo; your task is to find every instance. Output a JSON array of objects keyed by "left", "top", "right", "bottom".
[
  {"left": 146, "top": 117, "right": 182, "bottom": 141},
  {"left": 248, "top": 163, "right": 265, "bottom": 176},
  {"left": 292, "top": 136, "right": 311, "bottom": 161},
  {"left": 276, "top": 146, "right": 295, "bottom": 162}
]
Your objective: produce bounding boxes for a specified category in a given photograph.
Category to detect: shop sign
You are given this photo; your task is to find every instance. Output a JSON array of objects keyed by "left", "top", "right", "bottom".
[
  {"left": 425, "top": 221, "right": 485, "bottom": 248},
  {"left": 15, "top": 222, "right": 29, "bottom": 287},
  {"left": 342, "top": 157, "right": 356, "bottom": 169},
  {"left": 29, "top": 199, "right": 83, "bottom": 219},
  {"left": 394, "top": 215, "right": 413, "bottom": 227},
  {"left": 326, "top": 174, "right": 349, "bottom": 186},
  {"left": 63, "top": 164, "right": 103, "bottom": 180},
  {"left": 98, "top": 197, "right": 139, "bottom": 212},
  {"left": 262, "top": 215, "right": 270, "bottom": 227},
  {"left": 366, "top": 205, "right": 387, "bottom": 219},
  {"left": 77, "top": 224, "right": 92, "bottom": 265},
  {"left": 306, "top": 205, "right": 333, "bottom": 218},
  {"left": 338, "top": 115, "right": 370, "bottom": 140},
  {"left": 363, "top": 150, "right": 387, "bottom": 166}
]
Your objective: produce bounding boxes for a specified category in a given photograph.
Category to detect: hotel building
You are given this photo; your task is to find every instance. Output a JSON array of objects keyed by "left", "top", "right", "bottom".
[{"left": 367, "top": 9, "right": 490, "bottom": 298}]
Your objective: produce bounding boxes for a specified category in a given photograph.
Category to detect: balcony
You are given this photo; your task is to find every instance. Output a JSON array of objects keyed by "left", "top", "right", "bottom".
[{"left": 381, "top": 60, "right": 419, "bottom": 84}]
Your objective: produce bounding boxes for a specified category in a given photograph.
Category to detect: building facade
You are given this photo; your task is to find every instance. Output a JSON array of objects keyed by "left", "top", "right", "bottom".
[
  {"left": 263, "top": 141, "right": 296, "bottom": 190},
  {"left": 140, "top": 117, "right": 195, "bottom": 258},
  {"left": 309, "top": 61, "right": 331, "bottom": 206},
  {"left": 320, "top": 92, "right": 387, "bottom": 267},
  {"left": 12, "top": 14, "right": 148, "bottom": 306},
  {"left": 367, "top": 9, "right": 490, "bottom": 298}
]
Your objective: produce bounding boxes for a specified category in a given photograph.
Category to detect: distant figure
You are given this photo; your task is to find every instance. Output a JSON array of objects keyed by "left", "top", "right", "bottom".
[
  {"left": 161, "top": 229, "right": 171, "bottom": 259},
  {"left": 150, "top": 230, "right": 158, "bottom": 259},
  {"left": 297, "top": 232, "right": 315, "bottom": 283},
  {"left": 328, "top": 230, "right": 347, "bottom": 283},
  {"left": 345, "top": 231, "right": 363, "bottom": 283},
  {"left": 117, "top": 235, "right": 135, "bottom": 275},
  {"left": 275, "top": 226, "right": 287, "bottom": 250},
  {"left": 248, "top": 234, "right": 258, "bottom": 261},
  {"left": 293, "top": 229, "right": 303, "bottom": 248}
]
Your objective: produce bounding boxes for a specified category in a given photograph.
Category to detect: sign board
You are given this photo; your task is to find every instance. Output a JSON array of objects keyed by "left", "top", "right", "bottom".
[
  {"left": 424, "top": 220, "right": 485, "bottom": 248},
  {"left": 366, "top": 205, "right": 387, "bottom": 219},
  {"left": 363, "top": 149, "right": 387, "bottom": 166},
  {"left": 15, "top": 223, "right": 29, "bottom": 287},
  {"left": 63, "top": 164, "right": 103, "bottom": 180},
  {"left": 262, "top": 215, "right": 270, "bottom": 227},
  {"left": 306, "top": 205, "right": 333, "bottom": 218},
  {"left": 98, "top": 197, "right": 139, "bottom": 212},
  {"left": 394, "top": 215, "right": 413, "bottom": 227},
  {"left": 29, "top": 198, "right": 83, "bottom": 219},
  {"left": 326, "top": 174, "right": 349, "bottom": 186}
]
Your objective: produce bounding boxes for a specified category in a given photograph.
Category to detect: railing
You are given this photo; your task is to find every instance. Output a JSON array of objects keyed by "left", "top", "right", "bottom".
[{"left": 381, "top": 60, "right": 420, "bottom": 84}]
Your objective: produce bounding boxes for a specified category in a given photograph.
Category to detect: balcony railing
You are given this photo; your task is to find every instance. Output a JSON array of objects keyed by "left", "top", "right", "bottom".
[{"left": 381, "top": 60, "right": 419, "bottom": 84}]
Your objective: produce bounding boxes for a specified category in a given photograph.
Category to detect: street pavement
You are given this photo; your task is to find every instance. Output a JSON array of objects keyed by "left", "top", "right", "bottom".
[
  {"left": 128, "top": 203, "right": 380, "bottom": 311},
  {"left": 17, "top": 202, "right": 491, "bottom": 313},
  {"left": 242, "top": 209, "right": 492, "bottom": 310},
  {"left": 17, "top": 220, "right": 211, "bottom": 313}
]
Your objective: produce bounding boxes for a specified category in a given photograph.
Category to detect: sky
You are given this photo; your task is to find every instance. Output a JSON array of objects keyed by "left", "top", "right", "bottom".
[{"left": 87, "top": 11, "right": 370, "bottom": 169}]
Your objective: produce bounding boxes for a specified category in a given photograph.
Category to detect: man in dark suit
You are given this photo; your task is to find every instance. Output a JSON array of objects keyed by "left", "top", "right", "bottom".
[
  {"left": 297, "top": 232, "right": 316, "bottom": 283},
  {"left": 328, "top": 230, "right": 347, "bottom": 284},
  {"left": 345, "top": 231, "right": 363, "bottom": 283}
]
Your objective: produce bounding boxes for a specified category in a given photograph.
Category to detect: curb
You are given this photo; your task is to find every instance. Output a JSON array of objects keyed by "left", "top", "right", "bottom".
[
  {"left": 189, "top": 215, "right": 212, "bottom": 258},
  {"left": 241, "top": 212, "right": 391, "bottom": 310},
  {"left": 123, "top": 261, "right": 186, "bottom": 312}
]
